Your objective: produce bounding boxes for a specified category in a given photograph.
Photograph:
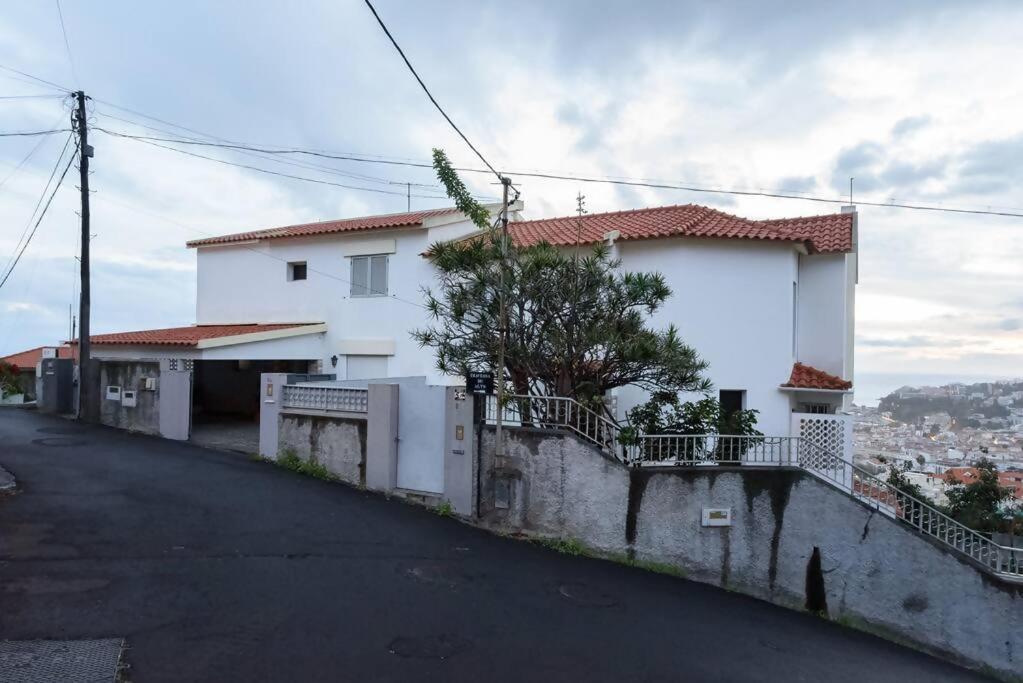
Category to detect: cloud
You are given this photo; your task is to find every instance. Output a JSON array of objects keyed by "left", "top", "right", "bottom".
[
  {"left": 999, "top": 318, "right": 1022, "bottom": 331},
  {"left": 891, "top": 115, "right": 931, "bottom": 138},
  {"left": 857, "top": 335, "right": 976, "bottom": 349}
]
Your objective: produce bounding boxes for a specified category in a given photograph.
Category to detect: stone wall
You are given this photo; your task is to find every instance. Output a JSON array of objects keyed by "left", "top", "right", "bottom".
[
  {"left": 480, "top": 426, "right": 1023, "bottom": 679},
  {"left": 98, "top": 362, "right": 160, "bottom": 435},
  {"left": 278, "top": 412, "right": 366, "bottom": 486}
]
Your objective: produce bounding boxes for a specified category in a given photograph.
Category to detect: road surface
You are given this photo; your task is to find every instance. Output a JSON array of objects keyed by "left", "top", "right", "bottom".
[{"left": 0, "top": 408, "right": 989, "bottom": 682}]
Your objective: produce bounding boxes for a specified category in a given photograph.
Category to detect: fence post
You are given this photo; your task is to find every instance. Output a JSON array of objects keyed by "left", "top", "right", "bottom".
[
  {"left": 258, "top": 373, "right": 289, "bottom": 458},
  {"left": 366, "top": 383, "right": 399, "bottom": 493}
]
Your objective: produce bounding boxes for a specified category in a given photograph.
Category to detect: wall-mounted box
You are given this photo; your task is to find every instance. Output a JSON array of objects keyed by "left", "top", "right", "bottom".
[
  {"left": 702, "top": 507, "right": 732, "bottom": 527},
  {"left": 106, "top": 386, "right": 121, "bottom": 401},
  {"left": 143, "top": 377, "right": 158, "bottom": 391},
  {"left": 121, "top": 390, "right": 137, "bottom": 408}
]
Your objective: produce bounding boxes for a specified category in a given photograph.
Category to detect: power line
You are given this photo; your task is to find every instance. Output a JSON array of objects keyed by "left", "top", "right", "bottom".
[
  {"left": 0, "top": 135, "right": 77, "bottom": 290},
  {"left": 0, "top": 63, "right": 70, "bottom": 93},
  {"left": 0, "top": 94, "right": 66, "bottom": 100},
  {"left": 93, "top": 109, "right": 456, "bottom": 193},
  {"left": 92, "top": 193, "right": 431, "bottom": 309},
  {"left": 92, "top": 126, "right": 484, "bottom": 201},
  {"left": 54, "top": 0, "right": 79, "bottom": 86},
  {"left": 0, "top": 129, "right": 71, "bottom": 137},
  {"left": 0, "top": 113, "right": 66, "bottom": 193},
  {"left": 90, "top": 127, "right": 1023, "bottom": 220},
  {"left": 362, "top": 0, "right": 504, "bottom": 182},
  {"left": 1, "top": 133, "right": 74, "bottom": 278}
]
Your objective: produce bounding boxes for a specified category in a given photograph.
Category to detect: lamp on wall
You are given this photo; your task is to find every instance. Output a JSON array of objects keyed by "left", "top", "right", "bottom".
[{"left": 330, "top": 355, "right": 338, "bottom": 368}]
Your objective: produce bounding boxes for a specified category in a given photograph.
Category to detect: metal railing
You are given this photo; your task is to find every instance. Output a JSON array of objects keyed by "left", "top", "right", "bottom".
[
  {"left": 282, "top": 384, "right": 369, "bottom": 414},
  {"left": 484, "top": 393, "right": 625, "bottom": 462},
  {"left": 483, "top": 393, "right": 1023, "bottom": 582}
]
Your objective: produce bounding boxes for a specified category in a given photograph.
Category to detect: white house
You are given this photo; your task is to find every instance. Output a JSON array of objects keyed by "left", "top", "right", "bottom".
[{"left": 78, "top": 201, "right": 856, "bottom": 447}]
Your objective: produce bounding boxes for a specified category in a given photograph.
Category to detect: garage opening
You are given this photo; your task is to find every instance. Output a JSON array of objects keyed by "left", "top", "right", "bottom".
[{"left": 190, "top": 359, "right": 311, "bottom": 454}]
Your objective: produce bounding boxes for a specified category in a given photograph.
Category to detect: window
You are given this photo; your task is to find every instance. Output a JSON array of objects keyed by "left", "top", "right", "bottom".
[
  {"left": 719, "top": 390, "right": 745, "bottom": 419},
  {"left": 351, "top": 254, "right": 388, "bottom": 296},
  {"left": 287, "top": 261, "right": 307, "bottom": 281}
]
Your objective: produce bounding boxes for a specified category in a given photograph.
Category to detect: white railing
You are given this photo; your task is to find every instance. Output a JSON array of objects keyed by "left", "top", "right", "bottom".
[
  {"left": 484, "top": 393, "right": 1023, "bottom": 582},
  {"left": 282, "top": 384, "right": 368, "bottom": 414},
  {"left": 485, "top": 393, "right": 624, "bottom": 462}
]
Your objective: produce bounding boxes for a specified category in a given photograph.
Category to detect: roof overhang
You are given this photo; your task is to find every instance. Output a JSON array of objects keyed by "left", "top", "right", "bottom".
[
  {"left": 196, "top": 323, "right": 327, "bottom": 349},
  {"left": 779, "top": 386, "right": 853, "bottom": 395}
]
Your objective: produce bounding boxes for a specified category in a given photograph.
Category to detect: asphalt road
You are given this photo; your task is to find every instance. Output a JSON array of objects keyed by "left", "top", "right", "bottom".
[{"left": 0, "top": 408, "right": 991, "bottom": 682}]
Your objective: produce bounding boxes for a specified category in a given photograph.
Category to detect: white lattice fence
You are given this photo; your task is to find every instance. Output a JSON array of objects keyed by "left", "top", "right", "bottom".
[
  {"left": 792, "top": 413, "right": 854, "bottom": 489},
  {"left": 282, "top": 384, "right": 368, "bottom": 413}
]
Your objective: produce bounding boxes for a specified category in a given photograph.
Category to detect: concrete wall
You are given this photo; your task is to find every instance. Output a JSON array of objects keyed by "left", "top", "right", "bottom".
[
  {"left": 480, "top": 426, "right": 1023, "bottom": 678},
  {"left": 99, "top": 361, "right": 160, "bottom": 434},
  {"left": 278, "top": 412, "right": 366, "bottom": 486}
]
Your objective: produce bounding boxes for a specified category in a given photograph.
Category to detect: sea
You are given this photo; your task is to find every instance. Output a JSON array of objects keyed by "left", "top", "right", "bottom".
[{"left": 854, "top": 372, "right": 1022, "bottom": 407}]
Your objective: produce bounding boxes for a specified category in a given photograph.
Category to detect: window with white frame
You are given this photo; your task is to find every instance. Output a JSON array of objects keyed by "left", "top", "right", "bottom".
[{"left": 350, "top": 255, "right": 388, "bottom": 297}]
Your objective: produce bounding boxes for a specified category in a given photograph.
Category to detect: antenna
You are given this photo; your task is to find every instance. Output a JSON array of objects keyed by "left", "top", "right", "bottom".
[{"left": 849, "top": 177, "right": 854, "bottom": 205}]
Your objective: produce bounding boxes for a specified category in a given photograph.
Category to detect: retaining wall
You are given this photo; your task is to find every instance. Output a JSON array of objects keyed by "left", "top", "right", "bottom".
[
  {"left": 480, "top": 426, "right": 1023, "bottom": 679},
  {"left": 278, "top": 412, "right": 366, "bottom": 487},
  {"left": 98, "top": 362, "right": 160, "bottom": 435}
]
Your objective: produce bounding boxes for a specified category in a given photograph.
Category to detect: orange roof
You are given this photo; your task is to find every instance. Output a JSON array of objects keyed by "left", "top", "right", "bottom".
[
  {"left": 0, "top": 345, "right": 73, "bottom": 370},
  {"left": 74, "top": 323, "right": 321, "bottom": 347},
  {"left": 782, "top": 362, "right": 853, "bottom": 390},
  {"left": 186, "top": 207, "right": 462, "bottom": 248},
  {"left": 507, "top": 204, "right": 854, "bottom": 254}
]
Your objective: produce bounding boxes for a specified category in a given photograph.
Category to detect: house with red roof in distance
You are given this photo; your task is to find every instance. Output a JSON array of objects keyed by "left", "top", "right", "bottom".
[
  {"left": 67, "top": 200, "right": 856, "bottom": 460},
  {"left": 0, "top": 345, "right": 73, "bottom": 402}
]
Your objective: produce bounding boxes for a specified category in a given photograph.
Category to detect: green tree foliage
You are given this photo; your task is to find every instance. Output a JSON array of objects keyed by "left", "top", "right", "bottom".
[
  {"left": 944, "top": 458, "right": 1014, "bottom": 533},
  {"left": 0, "top": 360, "right": 20, "bottom": 398},
  {"left": 416, "top": 236, "right": 710, "bottom": 407},
  {"left": 619, "top": 392, "right": 761, "bottom": 462},
  {"left": 417, "top": 150, "right": 711, "bottom": 410}
]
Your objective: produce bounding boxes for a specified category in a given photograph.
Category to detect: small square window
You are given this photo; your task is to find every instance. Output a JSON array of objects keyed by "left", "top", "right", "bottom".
[{"left": 288, "top": 261, "right": 307, "bottom": 281}]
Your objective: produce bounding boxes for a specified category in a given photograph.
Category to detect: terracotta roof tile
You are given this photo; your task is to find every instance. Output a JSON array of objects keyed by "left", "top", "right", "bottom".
[
  {"left": 782, "top": 362, "right": 853, "bottom": 390},
  {"left": 0, "top": 345, "right": 73, "bottom": 370},
  {"left": 186, "top": 207, "right": 463, "bottom": 248},
  {"left": 75, "top": 324, "right": 320, "bottom": 347},
  {"left": 507, "top": 204, "right": 854, "bottom": 253}
]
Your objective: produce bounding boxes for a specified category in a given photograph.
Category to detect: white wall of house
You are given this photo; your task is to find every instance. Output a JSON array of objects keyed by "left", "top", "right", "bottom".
[
  {"left": 796, "top": 251, "right": 857, "bottom": 406},
  {"left": 194, "top": 217, "right": 487, "bottom": 384},
  {"left": 611, "top": 238, "right": 800, "bottom": 438}
]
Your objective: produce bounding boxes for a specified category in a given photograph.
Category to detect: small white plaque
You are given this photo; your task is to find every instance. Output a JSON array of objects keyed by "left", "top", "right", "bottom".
[
  {"left": 105, "top": 386, "right": 121, "bottom": 401},
  {"left": 121, "top": 390, "right": 137, "bottom": 408},
  {"left": 702, "top": 507, "right": 732, "bottom": 527}
]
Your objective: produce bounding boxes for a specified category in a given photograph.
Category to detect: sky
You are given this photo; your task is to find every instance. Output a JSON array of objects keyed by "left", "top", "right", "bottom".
[{"left": 0, "top": 0, "right": 1021, "bottom": 389}]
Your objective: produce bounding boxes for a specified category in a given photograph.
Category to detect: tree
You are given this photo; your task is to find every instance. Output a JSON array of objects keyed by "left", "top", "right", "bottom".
[
  {"left": 0, "top": 360, "right": 19, "bottom": 398},
  {"left": 944, "top": 458, "right": 1014, "bottom": 533},
  {"left": 416, "top": 150, "right": 711, "bottom": 411}
]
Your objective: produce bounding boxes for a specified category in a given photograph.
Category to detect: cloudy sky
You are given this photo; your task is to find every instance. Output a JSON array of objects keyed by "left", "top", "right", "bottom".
[{"left": 1, "top": 0, "right": 1021, "bottom": 389}]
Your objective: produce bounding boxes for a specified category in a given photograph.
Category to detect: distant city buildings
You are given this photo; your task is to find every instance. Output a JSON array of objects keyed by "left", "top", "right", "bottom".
[{"left": 851, "top": 379, "right": 1023, "bottom": 504}]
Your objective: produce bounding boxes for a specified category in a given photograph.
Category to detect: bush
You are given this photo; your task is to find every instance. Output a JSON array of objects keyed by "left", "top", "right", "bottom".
[{"left": 619, "top": 392, "right": 761, "bottom": 462}]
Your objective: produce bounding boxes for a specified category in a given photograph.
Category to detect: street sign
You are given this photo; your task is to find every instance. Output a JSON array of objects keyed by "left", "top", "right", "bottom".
[{"left": 465, "top": 370, "right": 494, "bottom": 395}]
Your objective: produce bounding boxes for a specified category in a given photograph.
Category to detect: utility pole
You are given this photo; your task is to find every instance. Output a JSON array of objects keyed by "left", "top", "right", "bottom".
[
  {"left": 407, "top": 182, "right": 411, "bottom": 212},
  {"left": 494, "top": 175, "right": 511, "bottom": 458},
  {"left": 73, "top": 90, "right": 92, "bottom": 420}
]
